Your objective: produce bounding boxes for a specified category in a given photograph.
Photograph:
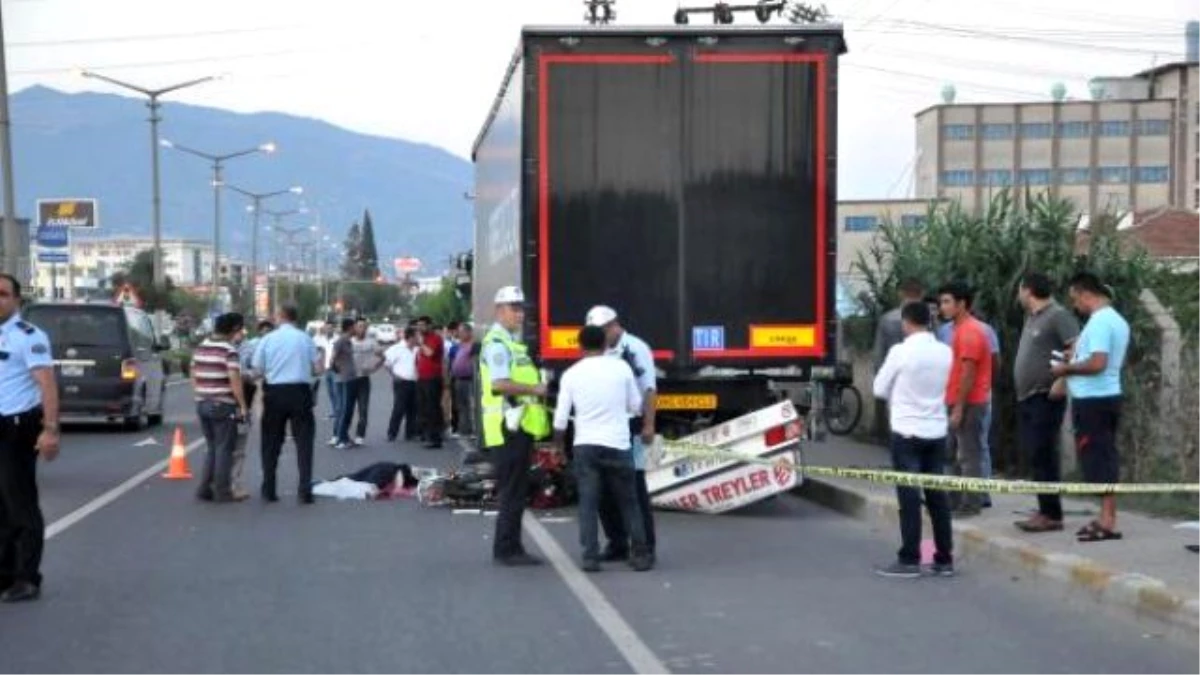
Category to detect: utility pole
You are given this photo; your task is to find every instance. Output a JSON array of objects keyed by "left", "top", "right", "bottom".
[{"left": 0, "top": 5, "right": 22, "bottom": 281}]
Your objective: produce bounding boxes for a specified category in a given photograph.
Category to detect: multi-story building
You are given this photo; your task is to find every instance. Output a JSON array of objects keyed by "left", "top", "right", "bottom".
[
  {"left": 914, "top": 24, "right": 1198, "bottom": 215},
  {"left": 30, "top": 236, "right": 245, "bottom": 299},
  {"left": 836, "top": 198, "right": 937, "bottom": 294}
]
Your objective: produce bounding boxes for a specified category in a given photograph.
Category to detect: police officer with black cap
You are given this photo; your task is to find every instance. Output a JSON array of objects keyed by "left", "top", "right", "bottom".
[{"left": 0, "top": 273, "right": 60, "bottom": 603}]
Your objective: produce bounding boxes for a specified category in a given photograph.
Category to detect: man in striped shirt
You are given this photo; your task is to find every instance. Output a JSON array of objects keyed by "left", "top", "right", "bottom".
[{"left": 193, "top": 313, "right": 250, "bottom": 503}]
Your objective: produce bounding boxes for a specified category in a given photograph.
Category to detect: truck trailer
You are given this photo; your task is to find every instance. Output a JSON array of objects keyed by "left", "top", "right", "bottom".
[{"left": 471, "top": 23, "right": 847, "bottom": 438}]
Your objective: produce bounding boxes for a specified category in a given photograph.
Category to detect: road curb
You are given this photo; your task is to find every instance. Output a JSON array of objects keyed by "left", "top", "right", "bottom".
[{"left": 794, "top": 475, "right": 1199, "bottom": 635}]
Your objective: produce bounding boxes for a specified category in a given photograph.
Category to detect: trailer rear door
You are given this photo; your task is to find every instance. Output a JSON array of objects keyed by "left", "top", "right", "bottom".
[{"left": 682, "top": 52, "right": 830, "bottom": 364}]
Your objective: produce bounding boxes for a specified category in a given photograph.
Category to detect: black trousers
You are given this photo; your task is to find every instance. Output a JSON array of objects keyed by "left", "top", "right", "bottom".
[
  {"left": 1019, "top": 393, "right": 1067, "bottom": 521},
  {"left": 492, "top": 430, "right": 533, "bottom": 559},
  {"left": 891, "top": 433, "right": 953, "bottom": 565},
  {"left": 260, "top": 384, "right": 316, "bottom": 499},
  {"left": 243, "top": 381, "right": 258, "bottom": 411},
  {"left": 600, "top": 469, "right": 656, "bottom": 555},
  {"left": 387, "top": 379, "right": 418, "bottom": 441},
  {"left": 0, "top": 408, "right": 44, "bottom": 588},
  {"left": 417, "top": 378, "right": 444, "bottom": 445},
  {"left": 349, "top": 376, "right": 371, "bottom": 439},
  {"left": 577, "top": 446, "right": 648, "bottom": 562}
]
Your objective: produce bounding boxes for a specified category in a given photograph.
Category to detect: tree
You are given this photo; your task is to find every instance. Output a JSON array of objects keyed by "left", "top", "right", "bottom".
[
  {"left": 341, "top": 222, "right": 363, "bottom": 279},
  {"left": 787, "top": 1, "right": 829, "bottom": 23},
  {"left": 359, "top": 209, "right": 381, "bottom": 281},
  {"left": 110, "top": 250, "right": 176, "bottom": 312},
  {"left": 412, "top": 278, "right": 468, "bottom": 326}
]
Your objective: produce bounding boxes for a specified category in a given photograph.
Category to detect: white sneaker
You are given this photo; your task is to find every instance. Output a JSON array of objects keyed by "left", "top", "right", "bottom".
[
  {"left": 353, "top": 437, "right": 365, "bottom": 446},
  {"left": 327, "top": 437, "right": 338, "bottom": 447}
]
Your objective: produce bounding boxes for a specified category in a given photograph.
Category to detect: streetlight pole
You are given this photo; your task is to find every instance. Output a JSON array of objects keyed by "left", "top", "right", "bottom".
[
  {"left": 270, "top": 223, "right": 310, "bottom": 304},
  {"left": 262, "top": 208, "right": 305, "bottom": 315},
  {"left": 161, "top": 139, "right": 275, "bottom": 315},
  {"left": 0, "top": 5, "right": 21, "bottom": 281},
  {"left": 225, "top": 183, "right": 303, "bottom": 319},
  {"left": 78, "top": 70, "right": 219, "bottom": 292}
]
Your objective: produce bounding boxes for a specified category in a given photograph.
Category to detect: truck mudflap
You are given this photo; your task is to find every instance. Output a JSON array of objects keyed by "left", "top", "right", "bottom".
[{"left": 645, "top": 400, "right": 804, "bottom": 514}]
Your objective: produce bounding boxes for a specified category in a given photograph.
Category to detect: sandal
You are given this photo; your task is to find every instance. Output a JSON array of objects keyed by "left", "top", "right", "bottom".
[{"left": 1076, "top": 521, "right": 1123, "bottom": 543}]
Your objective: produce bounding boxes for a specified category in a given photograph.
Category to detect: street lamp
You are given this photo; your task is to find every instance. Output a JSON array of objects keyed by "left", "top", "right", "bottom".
[
  {"left": 225, "top": 183, "right": 303, "bottom": 319},
  {"left": 269, "top": 223, "right": 311, "bottom": 304},
  {"left": 160, "top": 138, "right": 275, "bottom": 313},
  {"left": 78, "top": 70, "right": 221, "bottom": 294},
  {"left": 261, "top": 207, "right": 306, "bottom": 314}
]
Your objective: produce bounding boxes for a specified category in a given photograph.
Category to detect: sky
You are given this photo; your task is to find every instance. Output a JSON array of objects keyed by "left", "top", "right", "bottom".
[{"left": 5, "top": 0, "right": 1198, "bottom": 199}]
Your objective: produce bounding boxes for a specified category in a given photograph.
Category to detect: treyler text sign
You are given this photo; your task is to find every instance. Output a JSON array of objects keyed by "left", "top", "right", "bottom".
[{"left": 655, "top": 452, "right": 799, "bottom": 513}]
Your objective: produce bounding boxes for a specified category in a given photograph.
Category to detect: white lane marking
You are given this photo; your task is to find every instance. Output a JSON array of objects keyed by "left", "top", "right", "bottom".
[
  {"left": 46, "top": 438, "right": 205, "bottom": 540},
  {"left": 166, "top": 379, "right": 189, "bottom": 388},
  {"left": 453, "top": 439, "right": 668, "bottom": 675},
  {"left": 523, "top": 514, "right": 669, "bottom": 675},
  {"left": 132, "top": 437, "right": 159, "bottom": 447}
]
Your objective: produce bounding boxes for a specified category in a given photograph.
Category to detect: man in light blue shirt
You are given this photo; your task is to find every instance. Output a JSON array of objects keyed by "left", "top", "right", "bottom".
[
  {"left": 586, "top": 305, "right": 658, "bottom": 564},
  {"left": 250, "top": 305, "right": 321, "bottom": 504},
  {"left": 0, "top": 273, "right": 60, "bottom": 603},
  {"left": 1051, "top": 273, "right": 1130, "bottom": 540}
]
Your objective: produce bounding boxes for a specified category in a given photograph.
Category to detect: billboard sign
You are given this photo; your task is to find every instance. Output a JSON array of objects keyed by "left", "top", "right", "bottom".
[
  {"left": 37, "top": 198, "right": 99, "bottom": 229},
  {"left": 35, "top": 224, "right": 69, "bottom": 264},
  {"left": 394, "top": 256, "right": 422, "bottom": 275}
]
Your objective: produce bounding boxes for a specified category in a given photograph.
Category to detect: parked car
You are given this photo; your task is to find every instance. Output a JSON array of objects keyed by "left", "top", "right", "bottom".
[
  {"left": 372, "top": 323, "right": 398, "bottom": 345},
  {"left": 23, "top": 302, "right": 170, "bottom": 430}
]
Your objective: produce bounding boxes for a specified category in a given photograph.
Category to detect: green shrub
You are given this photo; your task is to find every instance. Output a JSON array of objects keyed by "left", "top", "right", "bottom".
[{"left": 852, "top": 190, "right": 1185, "bottom": 483}]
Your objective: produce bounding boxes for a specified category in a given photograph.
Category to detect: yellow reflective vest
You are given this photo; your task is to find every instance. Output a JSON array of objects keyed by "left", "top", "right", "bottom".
[{"left": 478, "top": 324, "right": 550, "bottom": 447}]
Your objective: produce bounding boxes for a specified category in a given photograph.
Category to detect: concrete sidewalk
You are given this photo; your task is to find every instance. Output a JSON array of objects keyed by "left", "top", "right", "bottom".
[{"left": 794, "top": 435, "right": 1199, "bottom": 636}]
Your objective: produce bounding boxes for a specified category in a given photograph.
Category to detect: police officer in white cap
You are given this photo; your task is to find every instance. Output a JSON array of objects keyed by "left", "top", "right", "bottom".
[
  {"left": 585, "top": 305, "right": 658, "bottom": 564},
  {"left": 478, "top": 286, "right": 551, "bottom": 566}
]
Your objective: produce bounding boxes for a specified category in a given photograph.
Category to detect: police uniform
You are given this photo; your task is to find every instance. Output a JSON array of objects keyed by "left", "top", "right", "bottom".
[
  {"left": 585, "top": 307, "right": 658, "bottom": 561},
  {"left": 479, "top": 287, "right": 550, "bottom": 563},
  {"left": 251, "top": 321, "right": 319, "bottom": 503},
  {"left": 0, "top": 313, "right": 53, "bottom": 595}
]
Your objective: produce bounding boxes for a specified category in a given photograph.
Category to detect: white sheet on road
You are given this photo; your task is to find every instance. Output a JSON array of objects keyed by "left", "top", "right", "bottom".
[{"left": 312, "top": 478, "right": 379, "bottom": 501}]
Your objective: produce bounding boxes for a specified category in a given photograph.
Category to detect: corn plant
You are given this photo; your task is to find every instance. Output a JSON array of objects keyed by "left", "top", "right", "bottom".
[{"left": 852, "top": 190, "right": 1188, "bottom": 482}]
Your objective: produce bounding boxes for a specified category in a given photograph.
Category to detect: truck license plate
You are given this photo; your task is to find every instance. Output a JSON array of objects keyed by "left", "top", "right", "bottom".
[
  {"left": 61, "top": 365, "right": 84, "bottom": 377},
  {"left": 657, "top": 394, "right": 718, "bottom": 411}
]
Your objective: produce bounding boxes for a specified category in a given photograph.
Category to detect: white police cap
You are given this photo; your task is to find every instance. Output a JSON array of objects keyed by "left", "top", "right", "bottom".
[
  {"left": 494, "top": 286, "right": 526, "bottom": 305},
  {"left": 585, "top": 305, "right": 618, "bottom": 327}
]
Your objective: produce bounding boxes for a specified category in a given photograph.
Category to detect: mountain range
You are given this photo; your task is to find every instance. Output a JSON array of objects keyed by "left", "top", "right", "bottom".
[{"left": 10, "top": 85, "right": 473, "bottom": 278}]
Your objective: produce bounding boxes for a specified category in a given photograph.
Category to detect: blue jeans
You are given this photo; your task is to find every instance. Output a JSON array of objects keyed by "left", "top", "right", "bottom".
[
  {"left": 324, "top": 370, "right": 341, "bottom": 417},
  {"left": 891, "top": 433, "right": 953, "bottom": 565},
  {"left": 980, "top": 400, "right": 993, "bottom": 479},
  {"left": 196, "top": 399, "right": 239, "bottom": 500},
  {"left": 574, "top": 445, "right": 647, "bottom": 563}
]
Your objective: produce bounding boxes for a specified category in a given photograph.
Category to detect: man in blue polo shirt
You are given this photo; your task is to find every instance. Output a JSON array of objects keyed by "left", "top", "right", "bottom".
[
  {"left": 251, "top": 305, "right": 321, "bottom": 504},
  {"left": 1052, "top": 272, "right": 1129, "bottom": 542}
]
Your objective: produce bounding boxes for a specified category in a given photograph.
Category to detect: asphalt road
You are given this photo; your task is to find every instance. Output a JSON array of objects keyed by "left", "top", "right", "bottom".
[{"left": 1, "top": 373, "right": 1195, "bottom": 673}]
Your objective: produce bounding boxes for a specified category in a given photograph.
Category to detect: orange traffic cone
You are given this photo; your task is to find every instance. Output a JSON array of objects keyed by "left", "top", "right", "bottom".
[{"left": 162, "top": 426, "right": 193, "bottom": 480}]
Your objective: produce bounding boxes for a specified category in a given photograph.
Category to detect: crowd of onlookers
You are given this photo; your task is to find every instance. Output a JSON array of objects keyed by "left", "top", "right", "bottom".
[
  {"left": 871, "top": 272, "right": 1130, "bottom": 579},
  {"left": 311, "top": 316, "right": 477, "bottom": 450}
]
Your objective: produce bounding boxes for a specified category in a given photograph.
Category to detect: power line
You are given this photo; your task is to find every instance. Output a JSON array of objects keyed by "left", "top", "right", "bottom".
[
  {"left": 861, "top": 45, "right": 1126, "bottom": 81},
  {"left": 853, "top": 20, "right": 1185, "bottom": 56},
  {"left": 8, "top": 24, "right": 298, "bottom": 49}
]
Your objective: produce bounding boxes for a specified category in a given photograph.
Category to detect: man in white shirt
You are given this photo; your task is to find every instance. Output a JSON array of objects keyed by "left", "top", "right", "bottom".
[
  {"left": 385, "top": 327, "right": 420, "bottom": 443},
  {"left": 872, "top": 301, "right": 955, "bottom": 579},
  {"left": 553, "top": 325, "right": 652, "bottom": 573},
  {"left": 312, "top": 321, "right": 339, "bottom": 420},
  {"left": 585, "top": 305, "right": 659, "bottom": 564}
]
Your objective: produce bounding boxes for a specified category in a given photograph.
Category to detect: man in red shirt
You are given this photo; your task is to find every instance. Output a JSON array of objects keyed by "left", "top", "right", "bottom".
[
  {"left": 938, "top": 281, "right": 993, "bottom": 517},
  {"left": 415, "top": 316, "right": 445, "bottom": 448}
]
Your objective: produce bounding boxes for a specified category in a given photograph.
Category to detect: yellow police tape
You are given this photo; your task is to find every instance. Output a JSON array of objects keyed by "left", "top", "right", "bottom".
[{"left": 659, "top": 440, "right": 1200, "bottom": 495}]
